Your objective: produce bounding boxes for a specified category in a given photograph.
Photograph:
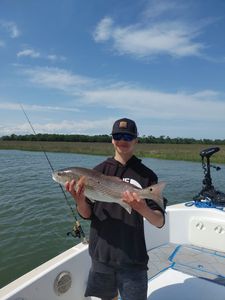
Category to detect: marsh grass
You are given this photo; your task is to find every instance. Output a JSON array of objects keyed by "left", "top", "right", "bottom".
[{"left": 0, "top": 140, "right": 224, "bottom": 163}]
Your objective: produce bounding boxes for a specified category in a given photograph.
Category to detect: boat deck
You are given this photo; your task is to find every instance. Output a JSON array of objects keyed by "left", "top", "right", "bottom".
[
  {"left": 2, "top": 203, "right": 225, "bottom": 300},
  {"left": 146, "top": 243, "right": 225, "bottom": 300},
  {"left": 95, "top": 243, "right": 225, "bottom": 300}
]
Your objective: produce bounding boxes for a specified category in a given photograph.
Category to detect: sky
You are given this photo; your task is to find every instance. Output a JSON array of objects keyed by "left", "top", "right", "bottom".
[{"left": 0, "top": 0, "right": 225, "bottom": 139}]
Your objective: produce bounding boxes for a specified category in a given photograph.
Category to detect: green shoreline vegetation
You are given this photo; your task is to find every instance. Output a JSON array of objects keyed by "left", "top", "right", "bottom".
[{"left": 1, "top": 133, "right": 225, "bottom": 164}]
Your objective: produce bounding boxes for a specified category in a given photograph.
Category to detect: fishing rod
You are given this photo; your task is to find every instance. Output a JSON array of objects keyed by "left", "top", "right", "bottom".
[{"left": 20, "top": 103, "right": 87, "bottom": 242}]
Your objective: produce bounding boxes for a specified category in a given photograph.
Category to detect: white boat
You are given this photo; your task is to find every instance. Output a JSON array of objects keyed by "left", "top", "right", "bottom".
[{"left": 1, "top": 147, "right": 225, "bottom": 300}]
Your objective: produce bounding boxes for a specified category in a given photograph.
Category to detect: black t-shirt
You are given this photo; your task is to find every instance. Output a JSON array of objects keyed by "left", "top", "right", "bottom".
[{"left": 87, "top": 155, "right": 165, "bottom": 270}]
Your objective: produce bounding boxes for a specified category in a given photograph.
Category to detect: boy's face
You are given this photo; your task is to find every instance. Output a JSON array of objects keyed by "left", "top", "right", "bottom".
[{"left": 112, "top": 137, "right": 137, "bottom": 156}]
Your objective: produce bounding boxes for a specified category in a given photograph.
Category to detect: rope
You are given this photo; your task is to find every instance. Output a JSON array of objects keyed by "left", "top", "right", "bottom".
[{"left": 185, "top": 199, "right": 225, "bottom": 211}]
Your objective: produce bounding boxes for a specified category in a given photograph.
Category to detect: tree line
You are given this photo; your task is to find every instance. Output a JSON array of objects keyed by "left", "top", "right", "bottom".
[{"left": 1, "top": 133, "right": 225, "bottom": 145}]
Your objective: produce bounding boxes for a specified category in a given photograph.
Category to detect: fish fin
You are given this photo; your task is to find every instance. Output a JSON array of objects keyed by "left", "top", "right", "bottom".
[
  {"left": 74, "top": 175, "right": 87, "bottom": 192},
  {"left": 88, "top": 196, "right": 131, "bottom": 213},
  {"left": 78, "top": 175, "right": 86, "bottom": 185},
  {"left": 103, "top": 175, "right": 124, "bottom": 183},
  {"left": 88, "top": 198, "right": 96, "bottom": 203},
  {"left": 120, "top": 201, "right": 132, "bottom": 214}
]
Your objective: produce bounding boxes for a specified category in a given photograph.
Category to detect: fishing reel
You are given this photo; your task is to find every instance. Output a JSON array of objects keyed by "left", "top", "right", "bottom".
[
  {"left": 193, "top": 147, "right": 225, "bottom": 206},
  {"left": 67, "top": 221, "right": 83, "bottom": 239},
  {"left": 67, "top": 221, "right": 88, "bottom": 243}
]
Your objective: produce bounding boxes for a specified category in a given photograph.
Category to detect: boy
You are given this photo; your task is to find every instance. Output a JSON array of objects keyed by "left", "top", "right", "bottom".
[{"left": 66, "top": 118, "right": 166, "bottom": 300}]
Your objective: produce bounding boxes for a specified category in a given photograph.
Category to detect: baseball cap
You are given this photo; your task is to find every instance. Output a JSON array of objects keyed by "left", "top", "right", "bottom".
[{"left": 111, "top": 118, "right": 138, "bottom": 137}]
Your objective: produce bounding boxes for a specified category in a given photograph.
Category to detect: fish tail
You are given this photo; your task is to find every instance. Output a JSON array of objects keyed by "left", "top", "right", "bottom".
[{"left": 140, "top": 181, "right": 166, "bottom": 211}]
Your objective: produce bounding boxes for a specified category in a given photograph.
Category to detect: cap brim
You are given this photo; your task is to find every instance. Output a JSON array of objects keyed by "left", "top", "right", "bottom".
[{"left": 111, "top": 130, "right": 137, "bottom": 137}]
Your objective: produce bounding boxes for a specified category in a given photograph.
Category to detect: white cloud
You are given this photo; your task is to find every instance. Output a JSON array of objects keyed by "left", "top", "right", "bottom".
[
  {"left": 93, "top": 17, "right": 204, "bottom": 58},
  {"left": 20, "top": 66, "right": 94, "bottom": 94},
  {"left": 93, "top": 17, "right": 114, "bottom": 42},
  {"left": 143, "top": 0, "right": 187, "bottom": 20},
  {"left": 31, "top": 118, "right": 114, "bottom": 134},
  {"left": 17, "top": 47, "right": 66, "bottom": 62},
  {"left": 0, "top": 102, "right": 20, "bottom": 110},
  {"left": 0, "top": 20, "right": 20, "bottom": 38},
  {"left": 0, "top": 102, "right": 80, "bottom": 113},
  {"left": 0, "top": 118, "right": 115, "bottom": 135},
  {"left": 17, "top": 49, "right": 40, "bottom": 58},
  {"left": 16, "top": 65, "right": 225, "bottom": 135},
  {"left": 82, "top": 87, "right": 225, "bottom": 122},
  {"left": 47, "top": 54, "right": 66, "bottom": 62}
]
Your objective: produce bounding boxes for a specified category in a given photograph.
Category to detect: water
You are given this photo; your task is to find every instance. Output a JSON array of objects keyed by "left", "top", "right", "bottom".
[{"left": 0, "top": 150, "right": 224, "bottom": 288}]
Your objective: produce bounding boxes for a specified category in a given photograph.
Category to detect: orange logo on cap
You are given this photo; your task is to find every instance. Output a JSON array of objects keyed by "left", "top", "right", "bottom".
[{"left": 119, "top": 121, "right": 127, "bottom": 128}]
